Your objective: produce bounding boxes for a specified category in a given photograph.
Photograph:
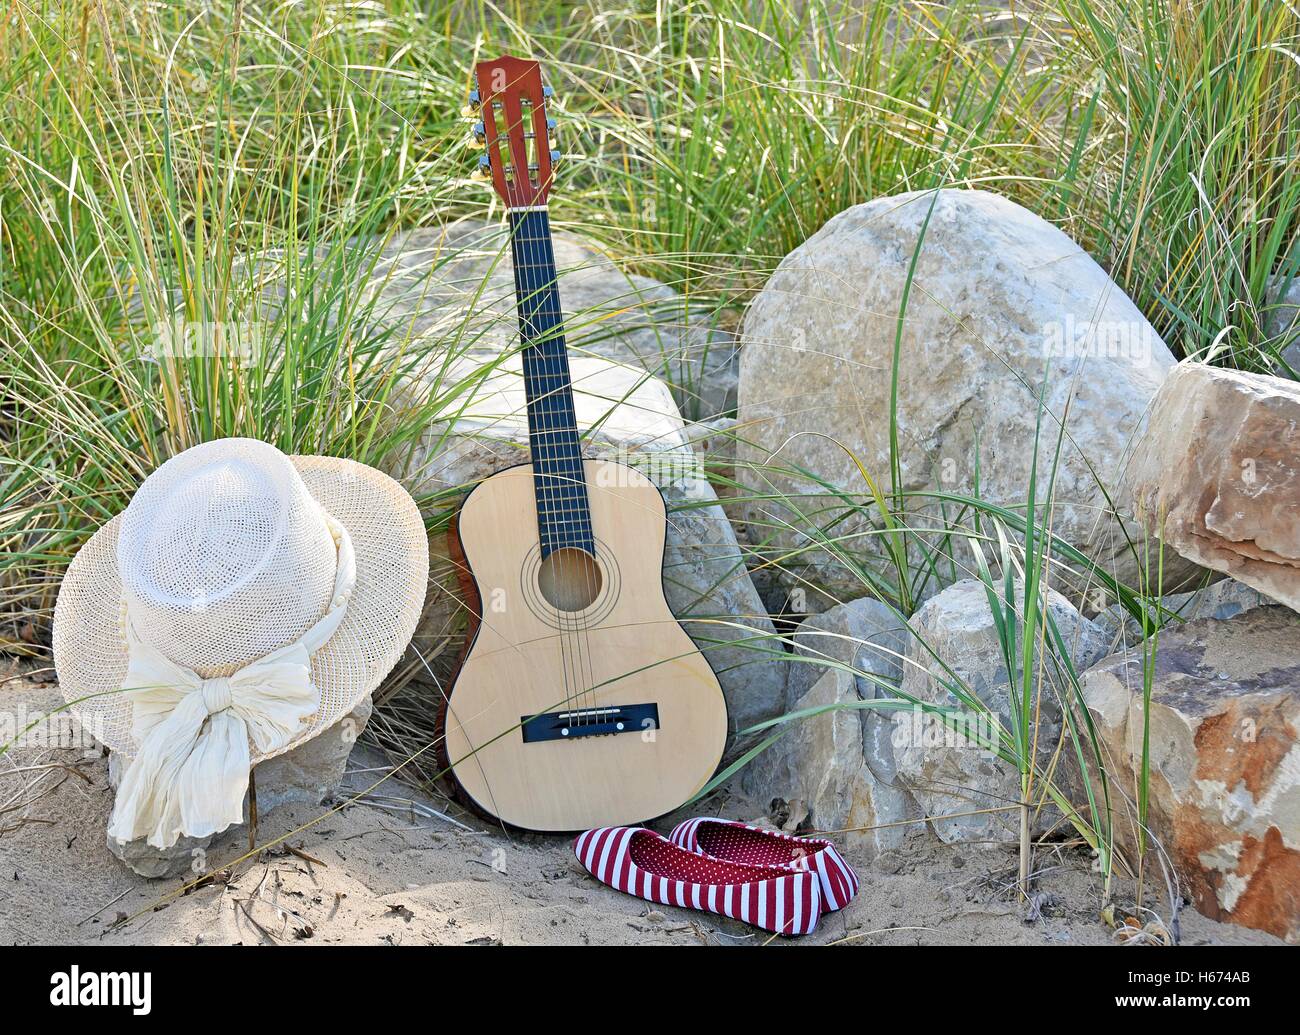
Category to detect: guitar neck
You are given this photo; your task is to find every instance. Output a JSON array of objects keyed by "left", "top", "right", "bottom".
[{"left": 509, "top": 207, "right": 594, "bottom": 558}]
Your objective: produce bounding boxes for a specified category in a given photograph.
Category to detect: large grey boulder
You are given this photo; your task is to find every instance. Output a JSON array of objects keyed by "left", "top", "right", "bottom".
[
  {"left": 179, "top": 222, "right": 738, "bottom": 420},
  {"left": 737, "top": 188, "right": 1189, "bottom": 605},
  {"left": 154, "top": 223, "right": 733, "bottom": 423},
  {"left": 893, "top": 578, "right": 1108, "bottom": 844},
  {"left": 362, "top": 222, "right": 737, "bottom": 420},
  {"left": 1125, "top": 363, "right": 1300, "bottom": 613},
  {"left": 399, "top": 355, "right": 784, "bottom": 732},
  {"left": 1078, "top": 608, "right": 1300, "bottom": 942}
]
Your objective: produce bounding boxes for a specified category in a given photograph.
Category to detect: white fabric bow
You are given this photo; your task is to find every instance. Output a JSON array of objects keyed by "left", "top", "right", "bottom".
[{"left": 108, "top": 512, "right": 357, "bottom": 849}]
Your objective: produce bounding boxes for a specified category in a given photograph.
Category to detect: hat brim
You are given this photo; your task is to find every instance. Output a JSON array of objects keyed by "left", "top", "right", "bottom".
[{"left": 53, "top": 456, "right": 429, "bottom": 763}]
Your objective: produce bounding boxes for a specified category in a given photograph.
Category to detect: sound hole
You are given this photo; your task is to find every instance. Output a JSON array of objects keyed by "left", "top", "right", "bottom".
[{"left": 537, "top": 547, "right": 603, "bottom": 612}]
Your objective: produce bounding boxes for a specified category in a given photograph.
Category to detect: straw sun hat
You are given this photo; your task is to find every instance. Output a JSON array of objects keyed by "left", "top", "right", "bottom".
[{"left": 53, "top": 438, "right": 428, "bottom": 850}]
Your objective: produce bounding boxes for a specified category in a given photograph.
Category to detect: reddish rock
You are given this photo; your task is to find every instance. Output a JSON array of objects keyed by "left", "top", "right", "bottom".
[
  {"left": 1079, "top": 607, "right": 1300, "bottom": 941},
  {"left": 1126, "top": 363, "right": 1300, "bottom": 611}
]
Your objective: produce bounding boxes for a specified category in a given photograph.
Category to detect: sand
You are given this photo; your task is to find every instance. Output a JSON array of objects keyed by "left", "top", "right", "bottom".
[{"left": 0, "top": 664, "right": 1281, "bottom": 947}]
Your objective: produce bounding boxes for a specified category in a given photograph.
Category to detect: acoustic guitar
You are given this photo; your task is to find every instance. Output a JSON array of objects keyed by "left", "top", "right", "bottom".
[{"left": 439, "top": 56, "right": 729, "bottom": 831}]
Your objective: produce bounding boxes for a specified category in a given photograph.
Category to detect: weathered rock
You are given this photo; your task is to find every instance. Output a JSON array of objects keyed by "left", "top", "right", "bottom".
[
  {"left": 786, "top": 596, "right": 909, "bottom": 706},
  {"left": 189, "top": 222, "right": 737, "bottom": 420},
  {"left": 107, "top": 699, "right": 371, "bottom": 878},
  {"left": 743, "top": 667, "right": 918, "bottom": 858},
  {"left": 894, "top": 578, "right": 1108, "bottom": 844},
  {"left": 1078, "top": 607, "right": 1300, "bottom": 942},
  {"left": 1095, "top": 577, "right": 1269, "bottom": 651},
  {"left": 786, "top": 597, "right": 910, "bottom": 790},
  {"left": 1126, "top": 363, "right": 1300, "bottom": 612},
  {"left": 399, "top": 355, "right": 784, "bottom": 732},
  {"left": 738, "top": 188, "right": 1189, "bottom": 604},
  {"left": 366, "top": 222, "right": 738, "bottom": 420},
  {"left": 664, "top": 494, "right": 784, "bottom": 733}
]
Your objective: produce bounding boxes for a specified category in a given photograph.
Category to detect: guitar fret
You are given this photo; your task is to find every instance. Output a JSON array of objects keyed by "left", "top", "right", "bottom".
[{"left": 510, "top": 206, "right": 595, "bottom": 556}]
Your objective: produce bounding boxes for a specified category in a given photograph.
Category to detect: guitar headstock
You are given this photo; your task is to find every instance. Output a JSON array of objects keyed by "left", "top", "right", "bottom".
[{"left": 469, "top": 56, "right": 559, "bottom": 208}]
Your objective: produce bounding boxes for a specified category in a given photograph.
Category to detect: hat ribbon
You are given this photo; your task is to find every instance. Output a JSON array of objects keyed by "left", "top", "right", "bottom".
[{"left": 107, "top": 510, "right": 357, "bottom": 850}]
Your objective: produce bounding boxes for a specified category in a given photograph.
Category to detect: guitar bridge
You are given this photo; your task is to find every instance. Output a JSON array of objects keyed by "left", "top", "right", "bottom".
[{"left": 521, "top": 702, "right": 659, "bottom": 743}]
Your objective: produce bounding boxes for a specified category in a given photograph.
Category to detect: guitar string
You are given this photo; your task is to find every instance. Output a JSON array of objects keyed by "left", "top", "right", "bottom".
[
  {"left": 521, "top": 206, "right": 600, "bottom": 727},
  {"left": 538, "top": 210, "right": 601, "bottom": 727},
  {"left": 518, "top": 206, "right": 594, "bottom": 726},
  {"left": 532, "top": 211, "right": 584, "bottom": 726},
  {"left": 525, "top": 207, "right": 599, "bottom": 726},
  {"left": 513, "top": 203, "right": 579, "bottom": 728}
]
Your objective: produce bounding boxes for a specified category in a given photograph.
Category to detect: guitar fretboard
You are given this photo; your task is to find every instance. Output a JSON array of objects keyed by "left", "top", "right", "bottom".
[{"left": 509, "top": 207, "right": 595, "bottom": 558}]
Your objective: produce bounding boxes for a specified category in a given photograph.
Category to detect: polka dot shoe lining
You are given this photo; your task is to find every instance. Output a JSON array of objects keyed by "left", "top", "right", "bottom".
[{"left": 669, "top": 816, "right": 859, "bottom": 913}]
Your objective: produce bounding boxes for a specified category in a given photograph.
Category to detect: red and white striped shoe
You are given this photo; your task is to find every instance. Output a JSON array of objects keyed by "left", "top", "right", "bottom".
[
  {"left": 573, "top": 827, "right": 822, "bottom": 936},
  {"left": 669, "top": 817, "right": 859, "bottom": 913}
]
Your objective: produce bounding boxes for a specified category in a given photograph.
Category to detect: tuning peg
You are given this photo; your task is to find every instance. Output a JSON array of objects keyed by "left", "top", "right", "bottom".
[
  {"left": 546, "top": 117, "right": 557, "bottom": 131},
  {"left": 469, "top": 88, "right": 480, "bottom": 104},
  {"left": 470, "top": 153, "right": 492, "bottom": 181},
  {"left": 531, "top": 150, "right": 561, "bottom": 173},
  {"left": 543, "top": 85, "right": 554, "bottom": 99},
  {"left": 468, "top": 121, "right": 486, "bottom": 148}
]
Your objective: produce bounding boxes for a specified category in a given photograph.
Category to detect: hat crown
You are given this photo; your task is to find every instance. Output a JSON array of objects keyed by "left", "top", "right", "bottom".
[{"left": 118, "top": 439, "right": 336, "bottom": 676}]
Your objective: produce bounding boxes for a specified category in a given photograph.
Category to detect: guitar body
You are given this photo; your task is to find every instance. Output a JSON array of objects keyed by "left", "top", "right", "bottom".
[{"left": 443, "top": 460, "right": 728, "bottom": 831}]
